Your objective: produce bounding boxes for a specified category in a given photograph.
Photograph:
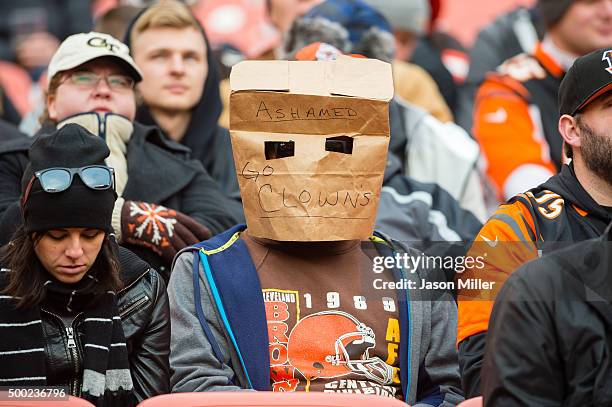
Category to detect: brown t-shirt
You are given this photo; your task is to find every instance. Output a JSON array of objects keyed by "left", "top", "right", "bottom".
[{"left": 242, "top": 231, "right": 403, "bottom": 399}]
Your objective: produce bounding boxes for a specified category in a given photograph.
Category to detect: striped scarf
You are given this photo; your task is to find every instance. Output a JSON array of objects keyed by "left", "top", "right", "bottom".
[{"left": 0, "top": 270, "right": 135, "bottom": 406}]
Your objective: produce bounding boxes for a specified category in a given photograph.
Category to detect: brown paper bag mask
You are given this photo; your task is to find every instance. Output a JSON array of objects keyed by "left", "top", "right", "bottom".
[{"left": 230, "top": 56, "right": 393, "bottom": 241}]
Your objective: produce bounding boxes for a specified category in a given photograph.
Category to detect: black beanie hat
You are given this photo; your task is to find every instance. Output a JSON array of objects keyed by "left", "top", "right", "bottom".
[
  {"left": 22, "top": 124, "right": 117, "bottom": 233},
  {"left": 538, "top": 0, "right": 574, "bottom": 28}
]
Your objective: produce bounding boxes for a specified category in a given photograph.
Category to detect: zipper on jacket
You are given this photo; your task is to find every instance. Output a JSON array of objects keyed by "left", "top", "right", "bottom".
[
  {"left": 66, "top": 314, "right": 85, "bottom": 397},
  {"left": 99, "top": 113, "right": 106, "bottom": 138},
  {"left": 66, "top": 326, "right": 76, "bottom": 348},
  {"left": 67, "top": 322, "right": 81, "bottom": 397},
  {"left": 41, "top": 309, "right": 83, "bottom": 396},
  {"left": 116, "top": 267, "right": 152, "bottom": 320},
  {"left": 119, "top": 294, "right": 149, "bottom": 319}
]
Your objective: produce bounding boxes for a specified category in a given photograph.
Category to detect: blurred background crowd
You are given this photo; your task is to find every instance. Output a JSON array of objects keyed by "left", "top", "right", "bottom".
[
  {"left": 0, "top": 0, "right": 536, "bottom": 138},
  {"left": 0, "top": 1, "right": 611, "bottom": 405}
]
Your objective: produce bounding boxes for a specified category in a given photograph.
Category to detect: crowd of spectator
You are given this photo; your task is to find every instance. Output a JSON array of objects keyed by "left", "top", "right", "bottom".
[{"left": 0, "top": 1, "right": 611, "bottom": 406}]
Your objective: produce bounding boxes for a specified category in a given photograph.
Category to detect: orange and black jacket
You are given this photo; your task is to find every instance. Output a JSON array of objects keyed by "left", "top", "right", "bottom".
[
  {"left": 457, "top": 164, "right": 612, "bottom": 397},
  {"left": 472, "top": 43, "right": 565, "bottom": 200}
]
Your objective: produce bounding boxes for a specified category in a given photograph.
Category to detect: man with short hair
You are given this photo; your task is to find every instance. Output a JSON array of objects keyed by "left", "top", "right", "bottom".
[
  {"left": 458, "top": 48, "right": 612, "bottom": 397},
  {"left": 126, "top": 0, "right": 242, "bottom": 213},
  {"left": 472, "top": 0, "right": 612, "bottom": 202},
  {"left": 0, "top": 31, "right": 237, "bottom": 277}
]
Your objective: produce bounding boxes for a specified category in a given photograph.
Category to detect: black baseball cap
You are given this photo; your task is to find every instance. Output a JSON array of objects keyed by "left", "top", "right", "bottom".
[{"left": 558, "top": 48, "right": 612, "bottom": 116}]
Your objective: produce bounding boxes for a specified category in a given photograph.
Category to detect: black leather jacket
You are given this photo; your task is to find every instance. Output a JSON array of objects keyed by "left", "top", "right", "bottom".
[{"left": 39, "top": 247, "right": 170, "bottom": 401}]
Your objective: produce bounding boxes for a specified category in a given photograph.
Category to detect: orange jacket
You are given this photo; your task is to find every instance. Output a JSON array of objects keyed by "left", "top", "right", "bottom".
[
  {"left": 457, "top": 165, "right": 611, "bottom": 345},
  {"left": 456, "top": 198, "right": 537, "bottom": 344},
  {"left": 472, "top": 43, "right": 565, "bottom": 201}
]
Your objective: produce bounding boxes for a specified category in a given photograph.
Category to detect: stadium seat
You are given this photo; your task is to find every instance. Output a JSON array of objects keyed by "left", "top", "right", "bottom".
[
  {"left": 458, "top": 396, "right": 483, "bottom": 407},
  {"left": 0, "top": 395, "right": 94, "bottom": 406},
  {"left": 137, "top": 392, "right": 410, "bottom": 407}
]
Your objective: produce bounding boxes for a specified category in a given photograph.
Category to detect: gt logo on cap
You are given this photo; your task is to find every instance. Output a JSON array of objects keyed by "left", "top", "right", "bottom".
[
  {"left": 602, "top": 50, "right": 612, "bottom": 75},
  {"left": 87, "top": 37, "right": 120, "bottom": 53}
]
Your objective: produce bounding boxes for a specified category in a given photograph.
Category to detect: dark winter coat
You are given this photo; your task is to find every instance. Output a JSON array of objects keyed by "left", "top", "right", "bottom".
[
  {"left": 0, "top": 246, "right": 170, "bottom": 402},
  {"left": 0, "top": 121, "right": 238, "bottom": 275},
  {"left": 124, "top": 7, "right": 243, "bottom": 222},
  {"left": 482, "top": 222, "right": 612, "bottom": 406}
]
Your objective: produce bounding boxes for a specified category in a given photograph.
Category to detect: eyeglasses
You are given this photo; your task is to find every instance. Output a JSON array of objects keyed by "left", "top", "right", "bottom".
[
  {"left": 21, "top": 165, "right": 115, "bottom": 207},
  {"left": 63, "top": 71, "right": 135, "bottom": 91}
]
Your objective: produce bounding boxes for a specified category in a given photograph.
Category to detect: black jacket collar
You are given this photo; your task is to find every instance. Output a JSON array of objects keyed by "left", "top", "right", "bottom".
[{"left": 542, "top": 164, "right": 611, "bottom": 224}]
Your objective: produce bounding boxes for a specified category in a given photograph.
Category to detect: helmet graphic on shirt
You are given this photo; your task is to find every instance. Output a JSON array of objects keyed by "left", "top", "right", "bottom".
[{"left": 286, "top": 311, "right": 393, "bottom": 385}]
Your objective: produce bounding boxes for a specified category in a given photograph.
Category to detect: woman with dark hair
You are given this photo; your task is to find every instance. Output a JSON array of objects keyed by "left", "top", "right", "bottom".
[{"left": 0, "top": 123, "right": 170, "bottom": 405}]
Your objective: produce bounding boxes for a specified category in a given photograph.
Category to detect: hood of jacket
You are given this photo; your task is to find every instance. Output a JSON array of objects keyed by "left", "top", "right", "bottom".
[
  {"left": 541, "top": 164, "right": 611, "bottom": 224},
  {"left": 124, "top": 6, "right": 224, "bottom": 168}
]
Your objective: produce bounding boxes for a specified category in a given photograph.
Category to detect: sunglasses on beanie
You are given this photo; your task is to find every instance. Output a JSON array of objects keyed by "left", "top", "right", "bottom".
[{"left": 21, "top": 165, "right": 115, "bottom": 207}]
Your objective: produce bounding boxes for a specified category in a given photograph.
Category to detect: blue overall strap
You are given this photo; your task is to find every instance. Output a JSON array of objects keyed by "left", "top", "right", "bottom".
[
  {"left": 189, "top": 226, "right": 252, "bottom": 388},
  {"left": 395, "top": 263, "right": 411, "bottom": 400},
  {"left": 199, "top": 235, "right": 270, "bottom": 390},
  {"left": 372, "top": 232, "right": 412, "bottom": 399},
  {"left": 191, "top": 245, "right": 226, "bottom": 365}
]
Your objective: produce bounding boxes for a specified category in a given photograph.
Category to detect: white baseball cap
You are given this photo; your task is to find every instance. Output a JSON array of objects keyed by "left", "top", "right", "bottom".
[{"left": 47, "top": 31, "right": 143, "bottom": 88}]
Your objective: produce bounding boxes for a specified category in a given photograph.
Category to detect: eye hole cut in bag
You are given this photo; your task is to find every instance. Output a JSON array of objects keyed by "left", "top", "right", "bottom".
[
  {"left": 265, "top": 141, "right": 295, "bottom": 160},
  {"left": 325, "top": 136, "right": 353, "bottom": 154}
]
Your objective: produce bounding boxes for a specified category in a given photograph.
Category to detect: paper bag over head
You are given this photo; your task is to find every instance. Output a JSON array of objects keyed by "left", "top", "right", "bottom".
[{"left": 230, "top": 55, "right": 393, "bottom": 241}]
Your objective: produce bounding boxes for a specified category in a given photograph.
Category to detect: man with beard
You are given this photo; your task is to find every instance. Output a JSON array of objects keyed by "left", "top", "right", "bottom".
[{"left": 457, "top": 48, "right": 612, "bottom": 397}]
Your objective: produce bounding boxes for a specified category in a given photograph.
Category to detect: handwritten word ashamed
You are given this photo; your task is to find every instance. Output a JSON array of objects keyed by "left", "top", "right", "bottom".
[{"left": 256, "top": 100, "right": 358, "bottom": 122}]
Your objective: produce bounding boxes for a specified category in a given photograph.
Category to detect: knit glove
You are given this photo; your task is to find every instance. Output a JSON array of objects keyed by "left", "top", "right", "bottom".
[{"left": 121, "top": 201, "right": 211, "bottom": 263}]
